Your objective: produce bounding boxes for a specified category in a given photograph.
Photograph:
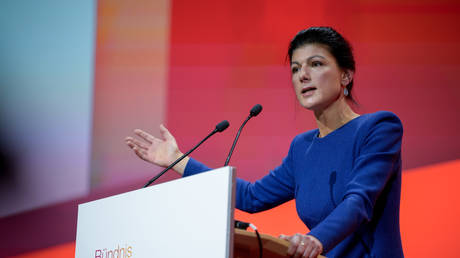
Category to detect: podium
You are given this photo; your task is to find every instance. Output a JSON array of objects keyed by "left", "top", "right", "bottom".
[
  {"left": 235, "top": 228, "right": 289, "bottom": 257},
  {"left": 234, "top": 229, "right": 326, "bottom": 258},
  {"left": 75, "top": 167, "right": 324, "bottom": 257}
]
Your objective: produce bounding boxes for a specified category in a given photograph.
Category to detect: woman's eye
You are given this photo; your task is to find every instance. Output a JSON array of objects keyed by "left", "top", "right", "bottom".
[
  {"left": 312, "top": 61, "right": 322, "bottom": 67},
  {"left": 291, "top": 67, "right": 299, "bottom": 73}
]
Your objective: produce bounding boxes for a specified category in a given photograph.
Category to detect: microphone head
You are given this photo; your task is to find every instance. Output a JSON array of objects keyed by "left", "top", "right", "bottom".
[
  {"left": 215, "top": 120, "right": 230, "bottom": 132},
  {"left": 250, "top": 104, "right": 263, "bottom": 117}
]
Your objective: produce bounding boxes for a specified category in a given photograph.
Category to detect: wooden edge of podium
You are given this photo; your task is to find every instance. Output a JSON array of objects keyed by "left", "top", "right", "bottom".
[{"left": 234, "top": 228, "right": 326, "bottom": 258}]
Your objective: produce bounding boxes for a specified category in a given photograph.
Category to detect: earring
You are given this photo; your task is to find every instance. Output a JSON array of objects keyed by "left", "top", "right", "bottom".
[{"left": 344, "top": 88, "right": 349, "bottom": 97}]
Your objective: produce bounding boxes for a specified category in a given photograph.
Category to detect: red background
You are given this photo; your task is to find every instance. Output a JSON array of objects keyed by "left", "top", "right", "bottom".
[{"left": 5, "top": 0, "right": 460, "bottom": 257}]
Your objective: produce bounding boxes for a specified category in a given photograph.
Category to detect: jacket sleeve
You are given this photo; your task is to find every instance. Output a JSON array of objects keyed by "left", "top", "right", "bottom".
[
  {"left": 308, "top": 113, "right": 403, "bottom": 252},
  {"left": 183, "top": 137, "right": 298, "bottom": 213}
]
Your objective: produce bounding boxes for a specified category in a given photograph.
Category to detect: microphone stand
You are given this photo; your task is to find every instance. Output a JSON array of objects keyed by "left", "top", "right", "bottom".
[
  {"left": 224, "top": 104, "right": 262, "bottom": 166},
  {"left": 143, "top": 120, "right": 229, "bottom": 188},
  {"left": 224, "top": 116, "right": 251, "bottom": 166}
]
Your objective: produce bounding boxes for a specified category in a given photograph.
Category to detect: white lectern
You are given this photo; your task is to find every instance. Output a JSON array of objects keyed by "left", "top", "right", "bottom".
[{"left": 75, "top": 167, "right": 235, "bottom": 258}]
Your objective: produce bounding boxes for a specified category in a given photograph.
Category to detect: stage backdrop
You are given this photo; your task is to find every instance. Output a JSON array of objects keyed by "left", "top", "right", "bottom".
[
  {"left": 91, "top": 1, "right": 460, "bottom": 257},
  {"left": 1, "top": 0, "right": 460, "bottom": 257},
  {"left": 0, "top": 0, "right": 95, "bottom": 217}
]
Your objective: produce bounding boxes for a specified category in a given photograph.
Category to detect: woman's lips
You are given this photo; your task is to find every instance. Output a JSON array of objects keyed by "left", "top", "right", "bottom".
[{"left": 301, "top": 87, "right": 316, "bottom": 96}]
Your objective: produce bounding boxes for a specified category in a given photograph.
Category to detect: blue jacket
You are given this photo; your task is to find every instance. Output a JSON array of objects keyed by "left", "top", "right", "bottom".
[{"left": 184, "top": 111, "right": 404, "bottom": 257}]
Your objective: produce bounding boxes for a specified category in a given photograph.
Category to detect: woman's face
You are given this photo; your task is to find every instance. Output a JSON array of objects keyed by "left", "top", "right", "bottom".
[{"left": 290, "top": 44, "right": 347, "bottom": 112}]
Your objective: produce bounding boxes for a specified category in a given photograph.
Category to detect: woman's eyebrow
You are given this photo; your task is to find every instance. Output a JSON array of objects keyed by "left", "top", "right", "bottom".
[
  {"left": 307, "top": 55, "right": 326, "bottom": 61},
  {"left": 291, "top": 55, "right": 326, "bottom": 66}
]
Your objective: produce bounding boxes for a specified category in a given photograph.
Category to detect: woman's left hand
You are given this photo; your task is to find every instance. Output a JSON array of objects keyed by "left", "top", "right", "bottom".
[{"left": 279, "top": 233, "right": 323, "bottom": 258}]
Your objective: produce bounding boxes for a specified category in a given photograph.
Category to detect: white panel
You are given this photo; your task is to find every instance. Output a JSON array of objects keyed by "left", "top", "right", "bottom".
[{"left": 76, "top": 167, "right": 235, "bottom": 258}]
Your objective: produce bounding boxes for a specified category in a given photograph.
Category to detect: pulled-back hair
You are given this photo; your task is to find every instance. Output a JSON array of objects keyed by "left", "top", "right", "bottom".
[{"left": 288, "top": 27, "right": 356, "bottom": 102}]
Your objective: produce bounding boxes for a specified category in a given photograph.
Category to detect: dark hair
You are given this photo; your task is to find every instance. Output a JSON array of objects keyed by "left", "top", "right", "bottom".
[{"left": 288, "top": 27, "right": 356, "bottom": 103}]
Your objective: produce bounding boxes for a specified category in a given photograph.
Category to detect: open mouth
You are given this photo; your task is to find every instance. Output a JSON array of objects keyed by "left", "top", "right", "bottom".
[{"left": 301, "top": 87, "right": 316, "bottom": 94}]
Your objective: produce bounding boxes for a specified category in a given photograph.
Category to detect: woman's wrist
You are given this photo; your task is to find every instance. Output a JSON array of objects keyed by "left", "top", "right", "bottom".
[{"left": 171, "top": 152, "right": 189, "bottom": 176}]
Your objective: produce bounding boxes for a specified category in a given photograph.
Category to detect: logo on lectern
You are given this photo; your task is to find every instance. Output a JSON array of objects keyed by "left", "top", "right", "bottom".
[{"left": 95, "top": 244, "right": 133, "bottom": 258}]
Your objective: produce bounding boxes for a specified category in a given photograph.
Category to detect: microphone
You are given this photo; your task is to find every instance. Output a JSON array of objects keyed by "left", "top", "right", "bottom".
[
  {"left": 235, "top": 220, "right": 250, "bottom": 230},
  {"left": 143, "top": 120, "right": 230, "bottom": 188},
  {"left": 215, "top": 120, "right": 230, "bottom": 132},
  {"left": 224, "top": 104, "right": 262, "bottom": 166},
  {"left": 250, "top": 104, "right": 263, "bottom": 117}
]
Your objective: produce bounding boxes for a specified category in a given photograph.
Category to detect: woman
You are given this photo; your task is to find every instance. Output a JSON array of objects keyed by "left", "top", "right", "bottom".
[{"left": 125, "top": 27, "right": 404, "bottom": 258}]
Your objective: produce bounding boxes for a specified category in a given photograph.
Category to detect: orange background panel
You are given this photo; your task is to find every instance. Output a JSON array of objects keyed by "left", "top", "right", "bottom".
[
  {"left": 400, "top": 160, "right": 460, "bottom": 257},
  {"left": 9, "top": 242, "right": 75, "bottom": 258},
  {"left": 235, "top": 199, "right": 308, "bottom": 237}
]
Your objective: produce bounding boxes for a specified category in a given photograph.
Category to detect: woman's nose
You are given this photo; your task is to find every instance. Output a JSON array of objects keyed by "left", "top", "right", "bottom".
[{"left": 300, "top": 66, "right": 310, "bottom": 82}]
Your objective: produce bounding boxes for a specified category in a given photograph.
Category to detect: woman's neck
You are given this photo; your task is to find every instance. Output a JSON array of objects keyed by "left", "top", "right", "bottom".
[{"left": 314, "top": 99, "right": 359, "bottom": 138}]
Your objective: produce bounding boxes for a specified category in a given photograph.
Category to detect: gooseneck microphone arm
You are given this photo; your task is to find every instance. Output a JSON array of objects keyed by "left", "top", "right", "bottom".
[
  {"left": 224, "top": 116, "right": 250, "bottom": 166},
  {"left": 143, "top": 120, "right": 230, "bottom": 188},
  {"left": 224, "top": 104, "right": 262, "bottom": 166}
]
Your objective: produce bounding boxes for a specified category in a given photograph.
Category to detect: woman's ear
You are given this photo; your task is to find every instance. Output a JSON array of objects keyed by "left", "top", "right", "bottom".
[{"left": 341, "top": 70, "right": 354, "bottom": 86}]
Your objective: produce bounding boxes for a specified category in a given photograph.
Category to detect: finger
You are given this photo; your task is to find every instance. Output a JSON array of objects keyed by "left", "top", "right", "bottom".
[
  {"left": 287, "top": 234, "right": 301, "bottom": 256},
  {"left": 134, "top": 129, "right": 155, "bottom": 143},
  {"left": 302, "top": 243, "right": 313, "bottom": 258},
  {"left": 306, "top": 235, "right": 323, "bottom": 257},
  {"left": 127, "top": 137, "right": 150, "bottom": 150},
  {"left": 133, "top": 147, "right": 148, "bottom": 161},
  {"left": 294, "top": 237, "right": 308, "bottom": 258},
  {"left": 308, "top": 247, "right": 321, "bottom": 258},
  {"left": 159, "top": 124, "right": 174, "bottom": 141},
  {"left": 126, "top": 138, "right": 145, "bottom": 151},
  {"left": 126, "top": 138, "right": 139, "bottom": 150},
  {"left": 126, "top": 141, "right": 136, "bottom": 149},
  {"left": 294, "top": 244, "right": 306, "bottom": 258},
  {"left": 279, "top": 234, "right": 289, "bottom": 240}
]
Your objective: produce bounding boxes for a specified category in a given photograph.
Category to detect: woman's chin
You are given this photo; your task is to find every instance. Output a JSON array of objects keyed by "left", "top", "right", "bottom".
[{"left": 299, "top": 100, "right": 318, "bottom": 111}]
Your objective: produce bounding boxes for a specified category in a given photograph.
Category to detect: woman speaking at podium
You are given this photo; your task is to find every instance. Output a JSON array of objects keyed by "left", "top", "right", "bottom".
[{"left": 126, "top": 27, "right": 404, "bottom": 258}]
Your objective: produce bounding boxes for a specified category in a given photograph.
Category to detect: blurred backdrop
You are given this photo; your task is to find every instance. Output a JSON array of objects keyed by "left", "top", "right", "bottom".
[{"left": 1, "top": 0, "right": 459, "bottom": 257}]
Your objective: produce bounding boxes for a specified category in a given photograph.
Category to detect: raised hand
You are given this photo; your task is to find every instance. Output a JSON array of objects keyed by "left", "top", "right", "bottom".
[
  {"left": 125, "top": 124, "right": 188, "bottom": 174},
  {"left": 279, "top": 233, "right": 323, "bottom": 258}
]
